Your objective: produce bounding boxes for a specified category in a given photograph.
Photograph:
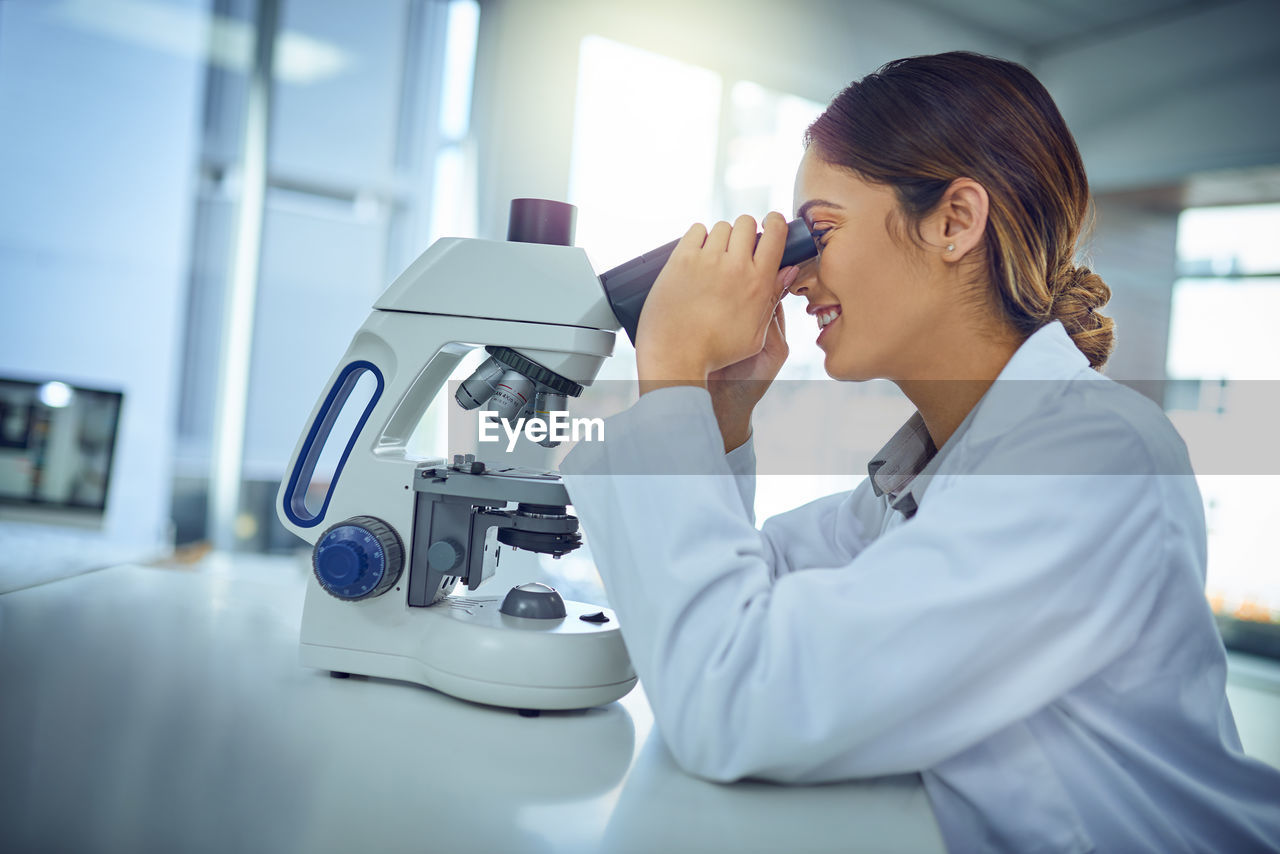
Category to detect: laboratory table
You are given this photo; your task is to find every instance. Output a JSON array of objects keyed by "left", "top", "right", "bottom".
[{"left": 0, "top": 553, "right": 945, "bottom": 854}]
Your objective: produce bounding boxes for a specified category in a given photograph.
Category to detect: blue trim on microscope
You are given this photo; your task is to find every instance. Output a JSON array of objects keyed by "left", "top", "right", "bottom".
[{"left": 282, "top": 360, "right": 385, "bottom": 528}]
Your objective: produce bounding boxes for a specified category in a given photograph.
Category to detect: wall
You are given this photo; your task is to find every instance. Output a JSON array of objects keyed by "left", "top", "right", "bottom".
[
  {"left": 1083, "top": 191, "right": 1181, "bottom": 393},
  {"left": 0, "top": 1, "right": 207, "bottom": 546},
  {"left": 1035, "top": 0, "right": 1280, "bottom": 193}
]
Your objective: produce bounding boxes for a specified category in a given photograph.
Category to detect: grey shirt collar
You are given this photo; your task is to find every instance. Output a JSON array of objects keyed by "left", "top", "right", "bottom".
[{"left": 867, "top": 401, "right": 981, "bottom": 519}]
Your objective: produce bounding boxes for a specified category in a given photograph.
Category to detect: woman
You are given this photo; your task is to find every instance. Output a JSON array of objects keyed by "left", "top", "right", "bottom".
[{"left": 558, "top": 52, "right": 1280, "bottom": 852}]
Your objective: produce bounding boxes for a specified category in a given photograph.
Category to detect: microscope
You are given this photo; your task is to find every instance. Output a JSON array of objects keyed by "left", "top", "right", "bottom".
[{"left": 276, "top": 199, "right": 816, "bottom": 711}]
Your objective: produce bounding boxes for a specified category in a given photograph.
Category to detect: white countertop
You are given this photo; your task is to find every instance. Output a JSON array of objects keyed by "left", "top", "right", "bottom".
[{"left": 0, "top": 553, "right": 945, "bottom": 854}]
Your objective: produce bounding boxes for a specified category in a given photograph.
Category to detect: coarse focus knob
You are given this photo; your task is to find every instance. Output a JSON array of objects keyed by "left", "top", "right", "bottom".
[{"left": 313, "top": 516, "right": 404, "bottom": 601}]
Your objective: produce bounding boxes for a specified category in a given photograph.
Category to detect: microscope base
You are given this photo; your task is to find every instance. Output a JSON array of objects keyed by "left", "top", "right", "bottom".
[{"left": 299, "top": 592, "right": 637, "bottom": 711}]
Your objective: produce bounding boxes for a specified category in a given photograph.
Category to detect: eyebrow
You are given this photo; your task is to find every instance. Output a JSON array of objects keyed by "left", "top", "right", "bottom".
[{"left": 795, "top": 199, "right": 845, "bottom": 222}]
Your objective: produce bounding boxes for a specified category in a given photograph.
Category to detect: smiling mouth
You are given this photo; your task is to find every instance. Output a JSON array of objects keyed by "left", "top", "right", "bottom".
[{"left": 814, "top": 305, "right": 841, "bottom": 341}]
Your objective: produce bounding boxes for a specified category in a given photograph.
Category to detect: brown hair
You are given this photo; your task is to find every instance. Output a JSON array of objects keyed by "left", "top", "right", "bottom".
[{"left": 805, "top": 51, "right": 1114, "bottom": 369}]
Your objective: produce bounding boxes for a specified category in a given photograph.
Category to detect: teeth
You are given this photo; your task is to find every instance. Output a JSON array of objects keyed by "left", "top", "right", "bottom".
[{"left": 816, "top": 308, "right": 841, "bottom": 329}]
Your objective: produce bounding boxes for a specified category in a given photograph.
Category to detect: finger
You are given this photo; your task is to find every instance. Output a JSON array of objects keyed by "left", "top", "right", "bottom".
[
  {"left": 771, "top": 306, "right": 789, "bottom": 362},
  {"left": 776, "top": 265, "right": 799, "bottom": 297},
  {"left": 754, "top": 211, "right": 788, "bottom": 270},
  {"left": 759, "top": 292, "right": 784, "bottom": 336},
  {"left": 761, "top": 300, "right": 781, "bottom": 340},
  {"left": 726, "top": 214, "right": 758, "bottom": 260},
  {"left": 673, "top": 222, "right": 708, "bottom": 258},
  {"left": 704, "top": 220, "right": 733, "bottom": 253}
]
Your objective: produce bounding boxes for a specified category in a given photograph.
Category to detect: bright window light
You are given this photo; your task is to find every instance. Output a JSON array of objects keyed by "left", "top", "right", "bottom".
[
  {"left": 1166, "top": 279, "right": 1280, "bottom": 380},
  {"left": 427, "top": 145, "right": 475, "bottom": 243},
  {"left": 1177, "top": 204, "right": 1280, "bottom": 275},
  {"left": 568, "top": 36, "right": 722, "bottom": 272},
  {"left": 425, "top": 1, "right": 481, "bottom": 246},
  {"left": 724, "top": 81, "right": 824, "bottom": 219},
  {"left": 439, "top": 0, "right": 479, "bottom": 140},
  {"left": 1166, "top": 202, "right": 1280, "bottom": 628}
]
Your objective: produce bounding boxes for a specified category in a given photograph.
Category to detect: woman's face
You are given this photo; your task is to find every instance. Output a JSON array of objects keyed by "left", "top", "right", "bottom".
[{"left": 790, "top": 148, "right": 951, "bottom": 382}]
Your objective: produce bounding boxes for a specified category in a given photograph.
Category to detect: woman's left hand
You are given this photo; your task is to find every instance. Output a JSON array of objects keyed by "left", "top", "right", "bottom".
[
  {"left": 706, "top": 298, "right": 790, "bottom": 451},
  {"left": 635, "top": 212, "right": 792, "bottom": 389}
]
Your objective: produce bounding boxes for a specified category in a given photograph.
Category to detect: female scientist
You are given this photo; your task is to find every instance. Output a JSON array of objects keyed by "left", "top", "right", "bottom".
[{"left": 558, "top": 52, "right": 1280, "bottom": 852}]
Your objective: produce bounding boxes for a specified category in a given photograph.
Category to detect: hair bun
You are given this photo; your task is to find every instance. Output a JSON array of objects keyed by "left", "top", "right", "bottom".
[{"left": 1048, "top": 265, "right": 1114, "bottom": 369}]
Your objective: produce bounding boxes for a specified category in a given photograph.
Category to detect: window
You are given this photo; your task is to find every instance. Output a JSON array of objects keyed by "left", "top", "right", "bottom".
[
  {"left": 426, "top": 0, "right": 480, "bottom": 246},
  {"left": 172, "top": 0, "right": 481, "bottom": 549},
  {"left": 1166, "top": 202, "right": 1280, "bottom": 655},
  {"left": 569, "top": 35, "right": 723, "bottom": 276}
]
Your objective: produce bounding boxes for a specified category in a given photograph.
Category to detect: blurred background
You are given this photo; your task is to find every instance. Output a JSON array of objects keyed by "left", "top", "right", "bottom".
[{"left": 2, "top": 0, "right": 1279, "bottom": 654}]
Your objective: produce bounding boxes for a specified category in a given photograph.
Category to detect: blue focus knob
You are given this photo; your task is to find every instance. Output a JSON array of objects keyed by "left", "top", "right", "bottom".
[{"left": 313, "top": 516, "right": 403, "bottom": 601}]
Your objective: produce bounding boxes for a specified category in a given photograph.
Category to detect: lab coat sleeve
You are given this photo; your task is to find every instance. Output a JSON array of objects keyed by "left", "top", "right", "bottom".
[
  {"left": 720, "top": 427, "right": 876, "bottom": 576},
  {"left": 558, "top": 385, "right": 1174, "bottom": 784},
  {"left": 756, "top": 483, "right": 879, "bottom": 580},
  {"left": 723, "top": 434, "right": 757, "bottom": 525}
]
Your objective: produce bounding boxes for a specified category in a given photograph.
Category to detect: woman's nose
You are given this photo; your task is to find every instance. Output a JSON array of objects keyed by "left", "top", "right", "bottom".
[{"left": 787, "top": 258, "right": 818, "bottom": 296}]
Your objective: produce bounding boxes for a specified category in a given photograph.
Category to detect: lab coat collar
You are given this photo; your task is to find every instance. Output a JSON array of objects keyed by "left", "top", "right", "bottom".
[
  {"left": 866, "top": 321, "right": 1089, "bottom": 517},
  {"left": 963, "top": 320, "right": 1090, "bottom": 447}
]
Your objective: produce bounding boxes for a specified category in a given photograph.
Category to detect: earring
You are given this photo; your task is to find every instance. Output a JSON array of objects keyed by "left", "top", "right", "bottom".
[{"left": 946, "top": 243, "right": 955, "bottom": 253}]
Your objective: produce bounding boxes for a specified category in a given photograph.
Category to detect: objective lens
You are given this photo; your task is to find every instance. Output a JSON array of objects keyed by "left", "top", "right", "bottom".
[
  {"left": 534, "top": 391, "right": 567, "bottom": 448},
  {"left": 455, "top": 356, "right": 506, "bottom": 410},
  {"left": 488, "top": 371, "right": 535, "bottom": 421}
]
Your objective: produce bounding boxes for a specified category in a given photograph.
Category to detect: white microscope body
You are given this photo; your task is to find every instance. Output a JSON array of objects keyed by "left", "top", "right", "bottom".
[{"left": 276, "top": 204, "right": 636, "bottom": 711}]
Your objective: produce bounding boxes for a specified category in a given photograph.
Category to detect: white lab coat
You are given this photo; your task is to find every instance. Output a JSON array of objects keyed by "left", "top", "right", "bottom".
[{"left": 559, "top": 321, "right": 1280, "bottom": 853}]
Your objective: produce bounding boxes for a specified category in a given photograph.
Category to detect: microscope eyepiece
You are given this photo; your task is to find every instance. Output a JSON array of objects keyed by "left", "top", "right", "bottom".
[{"left": 599, "top": 218, "right": 819, "bottom": 346}]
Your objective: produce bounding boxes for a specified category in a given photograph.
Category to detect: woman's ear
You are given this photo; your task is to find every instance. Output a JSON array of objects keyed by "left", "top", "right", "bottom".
[{"left": 931, "top": 178, "right": 989, "bottom": 262}]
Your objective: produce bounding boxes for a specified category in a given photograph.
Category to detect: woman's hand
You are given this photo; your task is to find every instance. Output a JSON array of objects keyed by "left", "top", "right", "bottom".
[
  {"left": 636, "top": 212, "right": 794, "bottom": 396},
  {"left": 707, "top": 296, "right": 791, "bottom": 451}
]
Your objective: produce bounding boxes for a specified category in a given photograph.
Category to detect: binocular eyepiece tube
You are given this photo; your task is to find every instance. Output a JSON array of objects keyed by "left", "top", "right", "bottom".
[{"left": 599, "top": 218, "right": 819, "bottom": 346}]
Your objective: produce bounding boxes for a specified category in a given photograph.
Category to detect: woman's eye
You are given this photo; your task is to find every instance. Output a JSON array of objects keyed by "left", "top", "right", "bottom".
[{"left": 810, "top": 228, "right": 831, "bottom": 251}]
